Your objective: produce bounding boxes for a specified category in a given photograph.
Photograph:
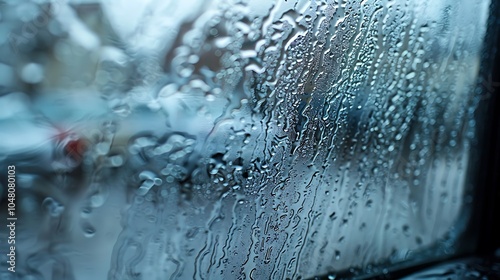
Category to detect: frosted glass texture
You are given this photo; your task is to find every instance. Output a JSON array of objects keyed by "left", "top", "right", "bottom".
[{"left": 0, "top": 0, "right": 492, "bottom": 279}]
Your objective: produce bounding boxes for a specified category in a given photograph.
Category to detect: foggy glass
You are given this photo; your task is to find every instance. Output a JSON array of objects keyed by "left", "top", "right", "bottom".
[{"left": 0, "top": 0, "right": 492, "bottom": 279}]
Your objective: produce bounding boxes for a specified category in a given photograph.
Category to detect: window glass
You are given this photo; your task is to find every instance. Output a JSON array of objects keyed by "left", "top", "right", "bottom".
[{"left": 0, "top": 0, "right": 492, "bottom": 279}]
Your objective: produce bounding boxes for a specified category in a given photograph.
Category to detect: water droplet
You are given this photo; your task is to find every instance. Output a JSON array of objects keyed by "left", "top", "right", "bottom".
[
  {"left": 147, "top": 215, "right": 157, "bottom": 223},
  {"left": 95, "top": 142, "right": 110, "bottom": 155},
  {"left": 42, "top": 197, "right": 64, "bottom": 217},
  {"left": 82, "top": 224, "right": 96, "bottom": 238},
  {"left": 90, "top": 192, "right": 106, "bottom": 208},
  {"left": 137, "top": 179, "right": 155, "bottom": 196},
  {"left": 405, "top": 72, "right": 416, "bottom": 79},
  {"left": 232, "top": 157, "right": 244, "bottom": 170},
  {"left": 205, "top": 94, "right": 216, "bottom": 101},
  {"left": 109, "top": 155, "right": 124, "bottom": 167},
  {"left": 154, "top": 178, "right": 163, "bottom": 185},
  {"left": 365, "top": 199, "right": 373, "bottom": 208},
  {"left": 21, "top": 63, "right": 44, "bottom": 84},
  {"left": 80, "top": 207, "right": 92, "bottom": 218},
  {"left": 139, "top": 171, "right": 157, "bottom": 180}
]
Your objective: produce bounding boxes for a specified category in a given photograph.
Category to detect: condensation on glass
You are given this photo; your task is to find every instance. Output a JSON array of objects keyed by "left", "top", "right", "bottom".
[{"left": 0, "top": 0, "right": 492, "bottom": 279}]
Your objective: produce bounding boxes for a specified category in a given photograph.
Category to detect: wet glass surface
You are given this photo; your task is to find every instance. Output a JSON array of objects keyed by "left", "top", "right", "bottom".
[{"left": 0, "top": 0, "right": 494, "bottom": 279}]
